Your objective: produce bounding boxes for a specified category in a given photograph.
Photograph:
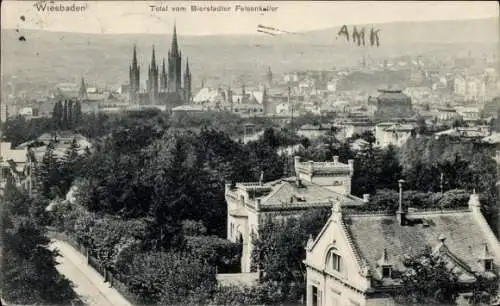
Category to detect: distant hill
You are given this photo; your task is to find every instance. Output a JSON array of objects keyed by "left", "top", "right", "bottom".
[{"left": 1, "top": 17, "right": 498, "bottom": 92}]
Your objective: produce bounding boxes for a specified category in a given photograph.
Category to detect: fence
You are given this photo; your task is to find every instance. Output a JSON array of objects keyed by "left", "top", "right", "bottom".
[{"left": 46, "top": 229, "right": 142, "bottom": 305}]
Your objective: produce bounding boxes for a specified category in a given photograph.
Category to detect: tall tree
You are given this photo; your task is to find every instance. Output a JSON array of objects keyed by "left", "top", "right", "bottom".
[
  {"left": 51, "top": 101, "right": 63, "bottom": 130},
  {"left": 67, "top": 100, "right": 74, "bottom": 130},
  {"left": 36, "top": 142, "right": 63, "bottom": 198},
  {"left": 62, "top": 100, "right": 68, "bottom": 131},
  {"left": 73, "top": 101, "right": 82, "bottom": 127}
]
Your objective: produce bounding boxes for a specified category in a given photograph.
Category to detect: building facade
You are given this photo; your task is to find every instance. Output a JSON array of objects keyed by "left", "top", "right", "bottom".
[
  {"left": 375, "top": 123, "right": 415, "bottom": 147},
  {"left": 373, "top": 89, "right": 413, "bottom": 122},
  {"left": 305, "top": 189, "right": 500, "bottom": 306},
  {"left": 225, "top": 156, "right": 367, "bottom": 273}
]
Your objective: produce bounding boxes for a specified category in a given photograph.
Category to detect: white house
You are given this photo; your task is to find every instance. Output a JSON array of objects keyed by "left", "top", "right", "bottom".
[
  {"left": 305, "top": 189, "right": 500, "bottom": 306},
  {"left": 226, "top": 156, "right": 367, "bottom": 273}
]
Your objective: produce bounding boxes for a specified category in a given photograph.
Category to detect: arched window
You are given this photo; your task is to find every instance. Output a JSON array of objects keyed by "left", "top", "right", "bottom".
[{"left": 326, "top": 248, "right": 342, "bottom": 272}]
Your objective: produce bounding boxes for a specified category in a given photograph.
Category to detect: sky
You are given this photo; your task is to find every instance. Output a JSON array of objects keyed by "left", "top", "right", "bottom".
[{"left": 1, "top": 1, "right": 498, "bottom": 35}]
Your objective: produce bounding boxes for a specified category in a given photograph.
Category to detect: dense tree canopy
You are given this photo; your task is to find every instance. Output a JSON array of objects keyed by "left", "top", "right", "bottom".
[{"left": 1, "top": 179, "right": 81, "bottom": 305}]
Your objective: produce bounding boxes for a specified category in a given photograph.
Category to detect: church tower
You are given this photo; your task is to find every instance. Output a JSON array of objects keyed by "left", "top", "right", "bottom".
[
  {"left": 266, "top": 66, "right": 273, "bottom": 88},
  {"left": 129, "top": 45, "right": 140, "bottom": 104},
  {"left": 147, "top": 46, "right": 159, "bottom": 105},
  {"left": 183, "top": 58, "right": 192, "bottom": 102},
  {"left": 160, "top": 58, "right": 168, "bottom": 91},
  {"left": 168, "top": 24, "right": 182, "bottom": 94},
  {"left": 79, "top": 77, "right": 88, "bottom": 100}
]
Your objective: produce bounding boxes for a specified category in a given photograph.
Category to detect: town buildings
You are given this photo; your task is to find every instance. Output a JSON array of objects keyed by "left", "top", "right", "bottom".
[
  {"left": 225, "top": 156, "right": 367, "bottom": 273},
  {"left": 305, "top": 183, "right": 500, "bottom": 306}
]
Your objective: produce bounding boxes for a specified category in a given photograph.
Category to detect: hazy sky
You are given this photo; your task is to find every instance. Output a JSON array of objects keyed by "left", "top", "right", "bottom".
[{"left": 1, "top": 1, "right": 498, "bottom": 35}]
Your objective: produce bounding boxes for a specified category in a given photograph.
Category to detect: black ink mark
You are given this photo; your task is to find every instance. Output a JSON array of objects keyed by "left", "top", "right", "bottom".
[
  {"left": 257, "top": 29, "right": 277, "bottom": 36},
  {"left": 256, "top": 24, "right": 299, "bottom": 36},
  {"left": 352, "top": 26, "right": 365, "bottom": 46},
  {"left": 337, "top": 25, "right": 380, "bottom": 47},
  {"left": 370, "top": 27, "right": 380, "bottom": 47},
  {"left": 18, "top": 36, "right": 26, "bottom": 41},
  {"left": 337, "top": 25, "right": 349, "bottom": 41},
  {"left": 20, "top": 15, "right": 25, "bottom": 21},
  {"left": 15, "top": 29, "right": 19, "bottom": 33}
]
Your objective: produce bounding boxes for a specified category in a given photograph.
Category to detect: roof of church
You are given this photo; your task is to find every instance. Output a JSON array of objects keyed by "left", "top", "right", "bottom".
[{"left": 345, "top": 209, "right": 498, "bottom": 282}]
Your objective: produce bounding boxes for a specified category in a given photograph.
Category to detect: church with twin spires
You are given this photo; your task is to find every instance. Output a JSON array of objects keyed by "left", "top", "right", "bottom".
[{"left": 128, "top": 24, "right": 192, "bottom": 108}]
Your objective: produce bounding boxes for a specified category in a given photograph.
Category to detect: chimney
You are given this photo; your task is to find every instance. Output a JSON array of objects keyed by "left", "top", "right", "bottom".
[
  {"left": 348, "top": 159, "right": 354, "bottom": 170},
  {"left": 397, "top": 179, "right": 406, "bottom": 225},
  {"left": 363, "top": 194, "right": 370, "bottom": 203},
  {"left": 255, "top": 198, "right": 261, "bottom": 210},
  {"left": 333, "top": 156, "right": 339, "bottom": 163},
  {"left": 259, "top": 171, "right": 264, "bottom": 186},
  {"left": 331, "top": 200, "right": 342, "bottom": 221},
  {"left": 294, "top": 156, "right": 301, "bottom": 167},
  {"left": 468, "top": 189, "right": 481, "bottom": 211}
]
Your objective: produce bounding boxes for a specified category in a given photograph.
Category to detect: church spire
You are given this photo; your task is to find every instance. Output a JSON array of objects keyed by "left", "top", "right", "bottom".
[
  {"left": 151, "top": 45, "right": 156, "bottom": 67},
  {"left": 183, "top": 57, "right": 192, "bottom": 102},
  {"left": 132, "top": 44, "right": 138, "bottom": 67},
  {"left": 79, "top": 77, "right": 87, "bottom": 99},
  {"left": 185, "top": 57, "right": 190, "bottom": 75},
  {"left": 171, "top": 22, "right": 179, "bottom": 56}
]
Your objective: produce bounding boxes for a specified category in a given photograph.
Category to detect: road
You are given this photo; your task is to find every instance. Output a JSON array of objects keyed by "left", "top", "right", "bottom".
[{"left": 49, "top": 239, "right": 133, "bottom": 306}]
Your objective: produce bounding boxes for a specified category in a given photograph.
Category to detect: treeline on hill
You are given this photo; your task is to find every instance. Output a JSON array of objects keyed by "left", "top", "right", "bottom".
[
  {"left": 1, "top": 179, "right": 83, "bottom": 305},
  {"left": 0, "top": 106, "right": 277, "bottom": 147}
]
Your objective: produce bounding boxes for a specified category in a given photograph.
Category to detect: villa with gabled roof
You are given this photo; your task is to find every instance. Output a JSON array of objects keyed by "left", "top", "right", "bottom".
[
  {"left": 304, "top": 181, "right": 500, "bottom": 306},
  {"left": 226, "top": 156, "right": 367, "bottom": 273}
]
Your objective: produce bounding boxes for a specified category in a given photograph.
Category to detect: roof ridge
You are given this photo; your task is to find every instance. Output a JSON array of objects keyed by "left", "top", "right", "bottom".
[
  {"left": 434, "top": 244, "right": 474, "bottom": 275},
  {"left": 340, "top": 217, "right": 370, "bottom": 274},
  {"left": 260, "top": 181, "right": 287, "bottom": 205}
]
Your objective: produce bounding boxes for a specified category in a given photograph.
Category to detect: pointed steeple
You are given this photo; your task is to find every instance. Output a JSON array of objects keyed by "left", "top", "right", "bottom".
[
  {"left": 132, "top": 44, "right": 137, "bottom": 67},
  {"left": 185, "top": 57, "right": 190, "bottom": 75},
  {"left": 171, "top": 22, "right": 179, "bottom": 56},
  {"left": 79, "top": 77, "right": 87, "bottom": 99},
  {"left": 151, "top": 45, "right": 156, "bottom": 68}
]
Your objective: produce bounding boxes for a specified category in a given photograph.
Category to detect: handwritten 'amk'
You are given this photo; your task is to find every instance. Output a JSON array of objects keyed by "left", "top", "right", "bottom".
[{"left": 336, "top": 25, "right": 380, "bottom": 47}]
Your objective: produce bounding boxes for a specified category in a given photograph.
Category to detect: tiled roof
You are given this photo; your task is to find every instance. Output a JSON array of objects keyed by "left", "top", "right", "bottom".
[
  {"left": 346, "top": 211, "right": 496, "bottom": 281},
  {"left": 258, "top": 179, "right": 363, "bottom": 208}
]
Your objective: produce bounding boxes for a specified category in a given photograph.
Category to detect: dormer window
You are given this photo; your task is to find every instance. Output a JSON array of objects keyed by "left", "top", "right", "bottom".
[
  {"left": 484, "top": 259, "right": 493, "bottom": 272},
  {"left": 479, "top": 243, "right": 494, "bottom": 273},
  {"left": 382, "top": 266, "right": 392, "bottom": 278},
  {"left": 377, "top": 248, "right": 393, "bottom": 279}
]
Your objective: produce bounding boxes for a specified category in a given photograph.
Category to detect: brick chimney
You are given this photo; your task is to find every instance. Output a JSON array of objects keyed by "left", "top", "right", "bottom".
[
  {"left": 397, "top": 179, "right": 406, "bottom": 225},
  {"left": 363, "top": 194, "right": 370, "bottom": 203},
  {"left": 333, "top": 155, "right": 339, "bottom": 163},
  {"left": 348, "top": 159, "right": 354, "bottom": 170}
]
